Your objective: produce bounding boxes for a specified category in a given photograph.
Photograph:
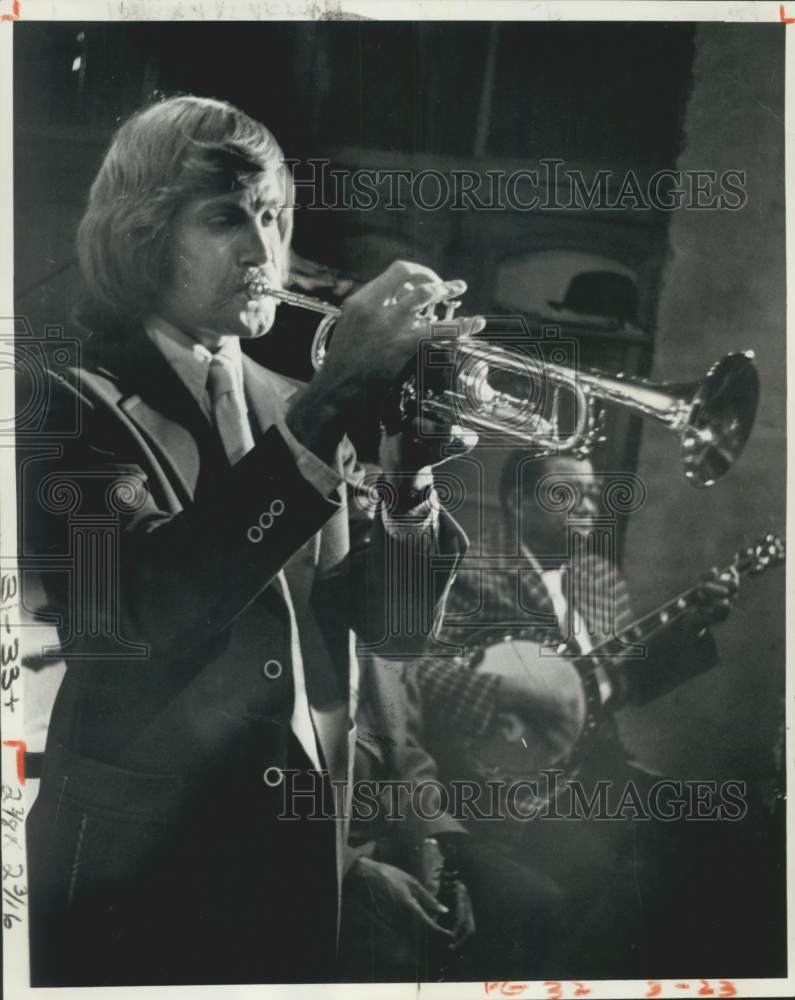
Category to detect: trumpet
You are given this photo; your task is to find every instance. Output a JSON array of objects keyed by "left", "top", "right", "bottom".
[{"left": 244, "top": 269, "right": 759, "bottom": 487}]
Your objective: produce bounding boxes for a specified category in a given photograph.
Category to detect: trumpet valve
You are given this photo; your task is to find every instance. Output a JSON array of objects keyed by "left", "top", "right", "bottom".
[
  {"left": 418, "top": 298, "right": 462, "bottom": 324},
  {"left": 443, "top": 300, "right": 462, "bottom": 322}
]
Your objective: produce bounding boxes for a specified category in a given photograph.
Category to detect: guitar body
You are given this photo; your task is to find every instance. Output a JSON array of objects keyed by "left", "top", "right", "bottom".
[{"left": 460, "top": 634, "right": 597, "bottom": 781}]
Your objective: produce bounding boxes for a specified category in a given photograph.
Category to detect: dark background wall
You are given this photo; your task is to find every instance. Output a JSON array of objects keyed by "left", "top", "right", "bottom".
[
  {"left": 14, "top": 21, "right": 785, "bottom": 792},
  {"left": 619, "top": 23, "right": 786, "bottom": 783}
]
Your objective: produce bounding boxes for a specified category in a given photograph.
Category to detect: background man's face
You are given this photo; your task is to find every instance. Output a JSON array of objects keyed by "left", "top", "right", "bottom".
[
  {"left": 515, "top": 456, "right": 600, "bottom": 555},
  {"left": 155, "top": 171, "right": 288, "bottom": 348}
]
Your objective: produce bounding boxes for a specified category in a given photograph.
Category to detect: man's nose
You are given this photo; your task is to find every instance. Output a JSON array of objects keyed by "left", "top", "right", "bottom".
[
  {"left": 574, "top": 494, "right": 598, "bottom": 518},
  {"left": 238, "top": 219, "right": 278, "bottom": 269}
]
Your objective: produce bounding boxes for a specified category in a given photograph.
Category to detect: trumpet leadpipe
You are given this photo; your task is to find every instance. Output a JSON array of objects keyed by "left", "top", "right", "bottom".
[{"left": 244, "top": 271, "right": 342, "bottom": 318}]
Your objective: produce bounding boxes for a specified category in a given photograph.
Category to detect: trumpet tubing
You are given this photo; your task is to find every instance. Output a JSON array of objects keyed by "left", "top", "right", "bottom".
[{"left": 244, "top": 269, "right": 759, "bottom": 487}]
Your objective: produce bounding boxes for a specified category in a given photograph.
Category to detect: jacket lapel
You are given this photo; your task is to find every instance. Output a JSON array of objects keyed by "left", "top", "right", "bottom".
[
  {"left": 88, "top": 326, "right": 223, "bottom": 504},
  {"left": 241, "top": 352, "right": 300, "bottom": 438},
  {"left": 570, "top": 552, "right": 633, "bottom": 644},
  {"left": 119, "top": 395, "right": 201, "bottom": 504},
  {"left": 516, "top": 551, "right": 565, "bottom": 643}
]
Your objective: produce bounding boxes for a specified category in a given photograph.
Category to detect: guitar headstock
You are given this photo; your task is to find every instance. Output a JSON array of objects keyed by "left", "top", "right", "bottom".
[{"left": 736, "top": 533, "right": 786, "bottom": 576}]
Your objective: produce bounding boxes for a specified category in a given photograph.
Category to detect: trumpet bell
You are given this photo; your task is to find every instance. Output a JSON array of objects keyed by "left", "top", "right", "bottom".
[{"left": 680, "top": 351, "right": 759, "bottom": 487}]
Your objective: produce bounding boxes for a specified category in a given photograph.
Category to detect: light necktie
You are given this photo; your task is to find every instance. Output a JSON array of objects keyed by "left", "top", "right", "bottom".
[
  {"left": 206, "top": 354, "right": 256, "bottom": 466},
  {"left": 206, "top": 352, "right": 322, "bottom": 771}
]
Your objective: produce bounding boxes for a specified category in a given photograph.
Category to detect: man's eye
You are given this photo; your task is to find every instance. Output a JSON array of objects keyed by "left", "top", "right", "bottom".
[{"left": 208, "top": 213, "right": 237, "bottom": 226}]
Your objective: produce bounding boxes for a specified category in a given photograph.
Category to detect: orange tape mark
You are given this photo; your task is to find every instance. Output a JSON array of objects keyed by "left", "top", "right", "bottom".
[
  {"left": 781, "top": 4, "right": 795, "bottom": 22},
  {"left": 1, "top": 0, "right": 20, "bottom": 20},
  {"left": 2, "top": 740, "right": 26, "bottom": 784}
]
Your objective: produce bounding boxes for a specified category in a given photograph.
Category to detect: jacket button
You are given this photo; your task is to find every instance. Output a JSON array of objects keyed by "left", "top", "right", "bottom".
[
  {"left": 263, "top": 659, "right": 283, "bottom": 680},
  {"left": 263, "top": 767, "right": 284, "bottom": 787}
]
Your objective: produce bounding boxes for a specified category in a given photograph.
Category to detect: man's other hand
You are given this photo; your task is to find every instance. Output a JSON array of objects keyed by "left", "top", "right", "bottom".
[
  {"left": 691, "top": 566, "right": 740, "bottom": 627},
  {"left": 348, "top": 856, "right": 454, "bottom": 938},
  {"left": 450, "top": 880, "right": 476, "bottom": 949}
]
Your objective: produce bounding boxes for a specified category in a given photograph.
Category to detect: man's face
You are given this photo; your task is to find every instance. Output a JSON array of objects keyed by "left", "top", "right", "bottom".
[
  {"left": 155, "top": 171, "right": 288, "bottom": 348},
  {"left": 515, "top": 456, "right": 601, "bottom": 555}
]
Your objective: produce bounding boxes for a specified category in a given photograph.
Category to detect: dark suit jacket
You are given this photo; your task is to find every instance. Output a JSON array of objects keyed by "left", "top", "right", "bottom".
[{"left": 22, "top": 323, "right": 466, "bottom": 986}]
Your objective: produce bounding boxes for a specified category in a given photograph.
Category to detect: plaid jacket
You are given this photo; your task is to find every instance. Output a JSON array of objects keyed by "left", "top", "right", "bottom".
[{"left": 408, "top": 547, "right": 634, "bottom": 739}]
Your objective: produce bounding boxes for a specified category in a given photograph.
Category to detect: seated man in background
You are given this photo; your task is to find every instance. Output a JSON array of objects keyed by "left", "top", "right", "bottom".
[{"left": 402, "top": 449, "right": 741, "bottom": 978}]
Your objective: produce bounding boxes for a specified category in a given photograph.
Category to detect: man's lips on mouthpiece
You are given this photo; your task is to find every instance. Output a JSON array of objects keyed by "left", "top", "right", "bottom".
[
  {"left": 241, "top": 268, "right": 278, "bottom": 298},
  {"left": 240, "top": 276, "right": 281, "bottom": 304}
]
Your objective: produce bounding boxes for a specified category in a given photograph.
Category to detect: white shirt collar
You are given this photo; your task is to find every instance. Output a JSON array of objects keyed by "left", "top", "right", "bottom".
[
  {"left": 521, "top": 543, "right": 594, "bottom": 653},
  {"left": 144, "top": 315, "right": 245, "bottom": 417}
]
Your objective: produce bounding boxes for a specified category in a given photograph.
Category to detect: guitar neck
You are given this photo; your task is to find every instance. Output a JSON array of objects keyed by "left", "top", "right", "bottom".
[{"left": 573, "top": 549, "right": 761, "bottom": 708}]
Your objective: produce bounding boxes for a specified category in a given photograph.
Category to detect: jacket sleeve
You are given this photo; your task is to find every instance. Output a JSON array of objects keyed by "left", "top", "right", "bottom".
[{"left": 23, "top": 371, "right": 339, "bottom": 659}]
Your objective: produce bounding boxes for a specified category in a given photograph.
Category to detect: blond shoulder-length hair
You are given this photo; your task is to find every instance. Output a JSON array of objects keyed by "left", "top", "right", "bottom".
[{"left": 77, "top": 94, "right": 294, "bottom": 328}]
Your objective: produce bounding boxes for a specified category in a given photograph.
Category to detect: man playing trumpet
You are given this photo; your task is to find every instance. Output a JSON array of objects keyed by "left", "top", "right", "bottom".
[{"left": 23, "top": 94, "right": 482, "bottom": 987}]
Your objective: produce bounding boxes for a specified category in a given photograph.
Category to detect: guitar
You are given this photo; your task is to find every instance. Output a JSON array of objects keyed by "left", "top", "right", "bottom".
[{"left": 451, "top": 533, "right": 785, "bottom": 788}]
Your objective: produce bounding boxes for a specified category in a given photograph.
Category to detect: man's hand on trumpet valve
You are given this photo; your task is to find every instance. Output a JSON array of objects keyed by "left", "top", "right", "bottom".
[
  {"left": 322, "top": 259, "right": 485, "bottom": 393},
  {"left": 371, "top": 263, "right": 483, "bottom": 479},
  {"left": 286, "top": 260, "right": 484, "bottom": 472}
]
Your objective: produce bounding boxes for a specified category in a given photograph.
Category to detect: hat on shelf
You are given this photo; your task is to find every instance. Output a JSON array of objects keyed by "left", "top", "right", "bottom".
[{"left": 548, "top": 270, "right": 638, "bottom": 324}]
